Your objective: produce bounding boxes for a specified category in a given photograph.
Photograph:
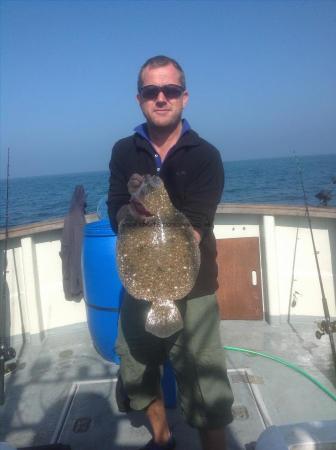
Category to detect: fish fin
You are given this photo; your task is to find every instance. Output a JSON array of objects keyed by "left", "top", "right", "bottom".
[{"left": 145, "top": 300, "right": 183, "bottom": 338}]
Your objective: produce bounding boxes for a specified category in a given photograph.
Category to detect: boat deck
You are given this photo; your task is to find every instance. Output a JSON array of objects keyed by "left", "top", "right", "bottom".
[{"left": 1, "top": 320, "right": 336, "bottom": 450}]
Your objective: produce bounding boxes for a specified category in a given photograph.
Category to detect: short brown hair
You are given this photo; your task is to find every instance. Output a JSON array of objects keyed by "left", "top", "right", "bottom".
[{"left": 137, "top": 55, "right": 186, "bottom": 92}]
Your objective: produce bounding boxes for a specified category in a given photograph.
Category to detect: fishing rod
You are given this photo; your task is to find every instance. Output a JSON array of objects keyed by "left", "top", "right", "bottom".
[
  {"left": 294, "top": 153, "right": 336, "bottom": 376},
  {"left": 0, "top": 148, "right": 16, "bottom": 405}
]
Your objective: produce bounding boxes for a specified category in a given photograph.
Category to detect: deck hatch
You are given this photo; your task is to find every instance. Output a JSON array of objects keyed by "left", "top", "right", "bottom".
[{"left": 49, "top": 369, "right": 270, "bottom": 450}]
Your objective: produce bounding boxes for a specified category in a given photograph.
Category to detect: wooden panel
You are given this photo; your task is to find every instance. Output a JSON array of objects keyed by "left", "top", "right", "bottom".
[{"left": 216, "top": 237, "right": 263, "bottom": 320}]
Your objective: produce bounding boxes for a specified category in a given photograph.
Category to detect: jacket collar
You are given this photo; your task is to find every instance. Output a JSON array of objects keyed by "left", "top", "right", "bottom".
[
  {"left": 133, "top": 120, "right": 201, "bottom": 152},
  {"left": 134, "top": 118, "right": 191, "bottom": 141}
]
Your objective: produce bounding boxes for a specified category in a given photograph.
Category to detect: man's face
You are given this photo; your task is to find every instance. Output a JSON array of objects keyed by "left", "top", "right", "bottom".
[{"left": 137, "top": 63, "right": 188, "bottom": 129}]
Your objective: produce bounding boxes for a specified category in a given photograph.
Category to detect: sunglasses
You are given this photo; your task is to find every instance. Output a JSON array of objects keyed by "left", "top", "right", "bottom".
[{"left": 139, "top": 84, "right": 185, "bottom": 101}]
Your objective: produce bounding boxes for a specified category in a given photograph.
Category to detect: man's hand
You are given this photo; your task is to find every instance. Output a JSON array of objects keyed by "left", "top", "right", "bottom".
[
  {"left": 193, "top": 228, "right": 201, "bottom": 244},
  {"left": 116, "top": 173, "right": 152, "bottom": 224},
  {"left": 116, "top": 204, "right": 131, "bottom": 225},
  {"left": 127, "top": 173, "right": 144, "bottom": 194},
  {"left": 127, "top": 173, "right": 152, "bottom": 222}
]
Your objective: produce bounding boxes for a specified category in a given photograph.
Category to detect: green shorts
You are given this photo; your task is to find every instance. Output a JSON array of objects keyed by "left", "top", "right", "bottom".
[{"left": 116, "top": 292, "right": 234, "bottom": 429}]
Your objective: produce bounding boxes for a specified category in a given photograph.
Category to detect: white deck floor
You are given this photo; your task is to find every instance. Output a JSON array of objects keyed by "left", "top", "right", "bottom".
[{"left": 1, "top": 320, "right": 336, "bottom": 450}]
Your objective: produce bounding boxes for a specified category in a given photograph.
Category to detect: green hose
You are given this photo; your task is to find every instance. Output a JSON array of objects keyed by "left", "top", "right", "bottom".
[{"left": 224, "top": 345, "right": 336, "bottom": 403}]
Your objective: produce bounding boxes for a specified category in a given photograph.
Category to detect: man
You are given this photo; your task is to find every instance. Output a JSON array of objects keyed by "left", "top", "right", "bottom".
[{"left": 107, "top": 55, "right": 234, "bottom": 450}]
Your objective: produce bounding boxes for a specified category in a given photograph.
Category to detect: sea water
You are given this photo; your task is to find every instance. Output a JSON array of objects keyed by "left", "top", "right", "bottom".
[{"left": 0, "top": 154, "right": 335, "bottom": 228}]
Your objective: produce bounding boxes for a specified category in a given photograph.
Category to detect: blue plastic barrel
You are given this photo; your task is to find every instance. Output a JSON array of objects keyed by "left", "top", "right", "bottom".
[
  {"left": 162, "top": 360, "right": 177, "bottom": 408},
  {"left": 82, "top": 219, "right": 123, "bottom": 364}
]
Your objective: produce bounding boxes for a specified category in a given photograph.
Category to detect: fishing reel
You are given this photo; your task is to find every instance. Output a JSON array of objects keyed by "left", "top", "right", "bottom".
[
  {"left": 0, "top": 342, "right": 16, "bottom": 362},
  {"left": 315, "top": 320, "right": 336, "bottom": 340},
  {"left": 0, "top": 343, "right": 16, "bottom": 405}
]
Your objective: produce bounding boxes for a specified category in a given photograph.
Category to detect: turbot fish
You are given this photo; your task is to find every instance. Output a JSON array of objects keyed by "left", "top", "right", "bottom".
[{"left": 117, "top": 174, "right": 200, "bottom": 338}]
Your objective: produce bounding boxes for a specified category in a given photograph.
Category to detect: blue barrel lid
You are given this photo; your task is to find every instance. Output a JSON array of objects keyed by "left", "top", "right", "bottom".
[{"left": 84, "top": 219, "right": 117, "bottom": 237}]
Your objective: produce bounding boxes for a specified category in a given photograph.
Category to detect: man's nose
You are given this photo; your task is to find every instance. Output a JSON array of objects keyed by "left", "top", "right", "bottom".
[{"left": 156, "top": 90, "right": 168, "bottom": 103}]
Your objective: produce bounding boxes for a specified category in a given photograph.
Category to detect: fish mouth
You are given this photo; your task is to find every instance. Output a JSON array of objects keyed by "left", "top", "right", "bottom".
[
  {"left": 130, "top": 198, "right": 153, "bottom": 217},
  {"left": 130, "top": 175, "right": 163, "bottom": 217}
]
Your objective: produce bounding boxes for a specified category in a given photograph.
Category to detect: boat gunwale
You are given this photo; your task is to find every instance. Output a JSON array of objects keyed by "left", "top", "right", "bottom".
[{"left": 0, "top": 203, "right": 335, "bottom": 240}]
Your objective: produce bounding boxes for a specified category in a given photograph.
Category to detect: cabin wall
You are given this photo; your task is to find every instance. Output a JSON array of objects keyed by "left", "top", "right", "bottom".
[
  {"left": 275, "top": 216, "right": 336, "bottom": 320},
  {"left": 214, "top": 213, "right": 336, "bottom": 323},
  {"left": 1, "top": 231, "right": 86, "bottom": 344},
  {"left": 1, "top": 208, "right": 335, "bottom": 345}
]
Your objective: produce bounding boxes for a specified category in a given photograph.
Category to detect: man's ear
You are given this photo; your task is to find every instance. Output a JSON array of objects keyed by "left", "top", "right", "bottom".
[{"left": 182, "top": 90, "right": 189, "bottom": 108}]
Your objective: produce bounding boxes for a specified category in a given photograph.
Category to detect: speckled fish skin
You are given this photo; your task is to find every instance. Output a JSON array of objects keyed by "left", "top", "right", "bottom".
[
  {"left": 117, "top": 175, "right": 200, "bottom": 301},
  {"left": 117, "top": 175, "right": 200, "bottom": 337}
]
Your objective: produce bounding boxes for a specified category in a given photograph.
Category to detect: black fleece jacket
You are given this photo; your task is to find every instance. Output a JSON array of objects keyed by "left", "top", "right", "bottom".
[{"left": 107, "top": 129, "right": 224, "bottom": 297}]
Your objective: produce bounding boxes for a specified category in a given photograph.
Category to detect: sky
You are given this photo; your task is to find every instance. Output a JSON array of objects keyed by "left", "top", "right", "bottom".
[{"left": 0, "top": 0, "right": 335, "bottom": 178}]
